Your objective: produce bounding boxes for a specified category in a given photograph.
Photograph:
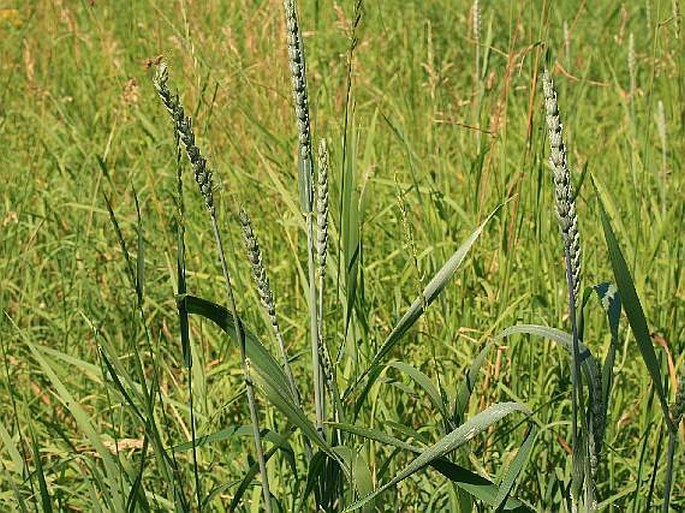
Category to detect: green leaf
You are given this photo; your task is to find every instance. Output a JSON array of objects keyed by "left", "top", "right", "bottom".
[
  {"left": 595, "top": 185, "right": 672, "bottom": 429},
  {"left": 342, "top": 402, "right": 530, "bottom": 511},
  {"left": 347, "top": 205, "right": 503, "bottom": 410},
  {"left": 98, "top": 346, "right": 146, "bottom": 424},
  {"left": 329, "top": 422, "right": 531, "bottom": 510},
  {"left": 593, "top": 283, "right": 621, "bottom": 436},
  {"left": 494, "top": 424, "right": 537, "bottom": 510},
  {"left": 387, "top": 361, "right": 448, "bottom": 421},
  {"left": 331, "top": 446, "right": 375, "bottom": 513},
  {"left": 180, "top": 295, "right": 339, "bottom": 462},
  {"left": 454, "top": 342, "right": 492, "bottom": 425},
  {"left": 496, "top": 324, "right": 600, "bottom": 387},
  {"left": 370, "top": 206, "right": 501, "bottom": 369},
  {"left": 177, "top": 208, "right": 190, "bottom": 369},
  {"left": 0, "top": 421, "right": 25, "bottom": 476},
  {"left": 29, "top": 426, "right": 53, "bottom": 513}
]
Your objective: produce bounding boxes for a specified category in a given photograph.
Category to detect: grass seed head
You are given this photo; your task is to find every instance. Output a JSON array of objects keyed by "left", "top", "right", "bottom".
[
  {"left": 542, "top": 69, "right": 582, "bottom": 305},
  {"left": 239, "top": 209, "right": 276, "bottom": 320},
  {"left": 283, "top": 0, "right": 314, "bottom": 213},
  {"left": 154, "top": 62, "right": 215, "bottom": 217},
  {"left": 317, "top": 138, "right": 329, "bottom": 273}
]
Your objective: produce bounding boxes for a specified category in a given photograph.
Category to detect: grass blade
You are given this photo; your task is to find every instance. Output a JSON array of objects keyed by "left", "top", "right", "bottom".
[
  {"left": 370, "top": 205, "right": 501, "bottom": 369},
  {"left": 29, "top": 426, "right": 53, "bottom": 513},
  {"left": 454, "top": 342, "right": 492, "bottom": 426},
  {"left": 494, "top": 424, "right": 537, "bottom": 510},
  {"left": 180, "top": 294, "right": 339, "bottom": 462},
  {"left": 342, "top": 402, "right": 530, "bottom": 511},
  {"left": 496, "top": 324, "right": 600, "bottom": 386},
  {"left": 329, "top": 421, "right": 532, "bottom": 510},
  {"left": 595, "top": 183, "right": 673, "bottom": 430},
  {"left": 387, "top": 361, "right": 449, "bottom": 422}
]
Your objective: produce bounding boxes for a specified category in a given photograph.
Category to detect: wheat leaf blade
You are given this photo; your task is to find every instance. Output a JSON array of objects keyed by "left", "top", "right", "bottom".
[
  {"left": 369, "top": 205, "right": 502, "bottom": 370},
  {"left": 342, "top": 402, "right": 530, "bottom": 512},
  {"left": 595, "top": 186, "right": 672, "bottom": 429},
  {"left": 180, "top": 294, "right": 338, "bottom": 459}
]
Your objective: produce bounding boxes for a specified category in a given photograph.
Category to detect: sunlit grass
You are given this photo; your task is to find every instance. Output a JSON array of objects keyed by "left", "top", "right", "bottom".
[{"left": 0, "top": 1, "right": 682, "bottom": 511}]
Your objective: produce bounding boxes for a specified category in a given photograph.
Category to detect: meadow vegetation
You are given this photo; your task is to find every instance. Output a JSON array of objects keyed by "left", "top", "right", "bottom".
[{"left": 0, "top": 1, "right": 683, "bottom": 511}]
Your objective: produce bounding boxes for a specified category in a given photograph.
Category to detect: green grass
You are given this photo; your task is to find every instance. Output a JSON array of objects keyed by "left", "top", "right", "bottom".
[{"left": 0, "top": 1, "right": 683, "bottom": 511}]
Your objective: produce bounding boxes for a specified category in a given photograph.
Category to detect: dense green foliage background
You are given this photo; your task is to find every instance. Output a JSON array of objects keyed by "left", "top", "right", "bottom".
[{"left": 0, "top": 1, "right": 682, "bottom": 510}]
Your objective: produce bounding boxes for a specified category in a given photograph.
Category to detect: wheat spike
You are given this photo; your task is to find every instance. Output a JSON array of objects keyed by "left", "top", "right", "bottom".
[
  {"left": 154, "top": 63, "right": 215, "bottom": 217},
  {"left": 542, "top": 69, "right": 582, "bottom": 305},
  {"left": 283, "top": 0, "right": 314, "bottom": 213},
  {"left": 317, "top": 138, "right": 330, "bottom": 274},
  {"left": 239, "top": 208, "right": 303, "bottom": 407}
]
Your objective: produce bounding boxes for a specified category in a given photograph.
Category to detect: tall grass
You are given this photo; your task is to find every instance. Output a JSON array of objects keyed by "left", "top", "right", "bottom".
[{"left": 0, "top": 1, "right": 682, "bottom": 512}]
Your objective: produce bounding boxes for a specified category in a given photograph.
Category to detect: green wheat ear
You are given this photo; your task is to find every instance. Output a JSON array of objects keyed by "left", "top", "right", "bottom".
[
  {"left": 239, "top": 207, "right": 303, "bottom": 406},
  {"left": 317, "top": 138, "right": 329, "bottom": 274},
  {"left": 153, "top": 63, "right": 215, "bottom": 216},
  {"left": 283, "top": 0, "right": 314, "bottom": 214},
  {"left": 542, "top": 69, "right": 582, "bottom": 305},
  {"left": 673, "top": 370, "right": 685, "bottom": 425}
]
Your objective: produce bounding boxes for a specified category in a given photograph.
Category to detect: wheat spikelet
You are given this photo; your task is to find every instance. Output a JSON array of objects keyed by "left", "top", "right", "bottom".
[{"left": 542, "top": 69, "right": 582, "bottom": 305}]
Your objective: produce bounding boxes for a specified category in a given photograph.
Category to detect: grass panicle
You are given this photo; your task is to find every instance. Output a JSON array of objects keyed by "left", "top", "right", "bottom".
[{"left": 472, "top": 0, "right": 481, "bottom": 80}]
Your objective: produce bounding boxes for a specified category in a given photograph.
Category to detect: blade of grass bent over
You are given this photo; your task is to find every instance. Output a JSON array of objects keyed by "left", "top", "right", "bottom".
[
  {"left": 329, "top": 421, "right": 532, "bottom": 510},
  {"left": 180, "top": 294, "right": 341, "bottom": 464}
]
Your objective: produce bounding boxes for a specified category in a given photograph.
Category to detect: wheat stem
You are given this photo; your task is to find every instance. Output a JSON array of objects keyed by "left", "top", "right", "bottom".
[
  {"left": 542, "top": 68, "right": 588, "bottom": 510},
  {"left": 283, "top": 0, "right": 324, "bottom": 438},
  {"left": 154, "top": 63, "right": 272, "bottom": 512}
]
